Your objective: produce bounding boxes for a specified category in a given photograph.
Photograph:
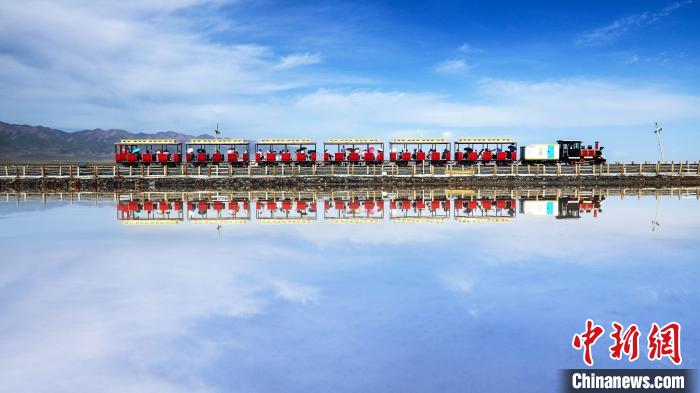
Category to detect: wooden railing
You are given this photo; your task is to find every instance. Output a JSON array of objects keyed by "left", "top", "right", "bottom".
[
  {"left": 1, "top": 161, "right": 700, "bottom": 179},
  {"left": 3, "top": 187, "right": 699, "bottom": 205}
]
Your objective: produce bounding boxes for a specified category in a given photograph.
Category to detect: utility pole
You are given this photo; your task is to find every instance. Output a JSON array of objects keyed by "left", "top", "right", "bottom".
[
  {"left": 214, "top": 123, "right": 221, "bottom": 139},
  {"left": 654, "top": 122, "right": 665, "bottom": 163}
]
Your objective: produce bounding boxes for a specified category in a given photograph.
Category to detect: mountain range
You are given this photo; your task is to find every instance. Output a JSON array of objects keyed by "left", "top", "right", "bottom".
[{"left": 0, "top": 121, "right": 211, "bottom": 162}]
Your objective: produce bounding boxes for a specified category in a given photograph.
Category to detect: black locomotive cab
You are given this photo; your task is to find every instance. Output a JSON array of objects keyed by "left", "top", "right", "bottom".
[{"left": 557, "top": 140, "right": 606, "bottom": 164}]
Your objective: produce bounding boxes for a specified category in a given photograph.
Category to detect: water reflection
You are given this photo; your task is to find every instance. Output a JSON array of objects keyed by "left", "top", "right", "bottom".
[
  {"left": 107, "top": 189, "right": 611, "bottom": 225},
  {"left": 0, "top": 188, "right": 698, "bottom": 393}
]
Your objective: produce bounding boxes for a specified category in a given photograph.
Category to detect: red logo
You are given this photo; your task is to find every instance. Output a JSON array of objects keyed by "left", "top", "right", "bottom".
[
  {"left": 572, "top": 319, "right": 605, "bottom": 366},
  {"left": 647, "top": 322, "right": 682, "bottom": 365},
  {"left": 609, "top": 322, "right": 640, "bottom": 361},
  {"left": 572, "top": 320, "right": 682, "bottom": 366}
]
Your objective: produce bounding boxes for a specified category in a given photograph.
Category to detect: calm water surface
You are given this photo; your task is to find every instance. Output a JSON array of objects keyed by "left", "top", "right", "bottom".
[{"left": 0, "top": 191, "right": 698, "bottom": 393}]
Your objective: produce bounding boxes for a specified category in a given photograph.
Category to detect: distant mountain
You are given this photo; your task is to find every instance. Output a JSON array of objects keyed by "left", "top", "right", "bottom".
[{"left": 0, "top": 121, "right": 211, "bottom": 162}]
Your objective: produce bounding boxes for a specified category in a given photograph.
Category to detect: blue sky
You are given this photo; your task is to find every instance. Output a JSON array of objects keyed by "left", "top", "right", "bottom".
[{"left": 1, "top": 0, "right": 699, "bottom": 160}]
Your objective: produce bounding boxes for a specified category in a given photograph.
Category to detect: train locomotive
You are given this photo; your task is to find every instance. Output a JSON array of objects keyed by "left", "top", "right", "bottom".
[{"left": 520, "top": 140, "right": 605, "bottom": 165}]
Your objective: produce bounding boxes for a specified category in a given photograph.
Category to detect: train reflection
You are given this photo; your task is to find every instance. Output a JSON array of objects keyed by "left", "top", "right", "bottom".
[
  {"left": 519, "top": 195, "right": 604, "bottom": 219},
  {"left": 454, "top": 197, "right": 517, "bottom": 223},
  {"left": 390, "top": 192, "right": 450, "bottom": 223},
  {"left": 113, "top": 190, "right": 605, "bottom": 225},
  {"left": 188, "top": 197, "right": 251, "bottom": 224},
  {"left": 255, "top": 197, "right": 317, "bottom": 224},
  {"left": 117, "top": 194, "right": 184, "bottom": 224},
  {"left": 324, "top": 197, "right": 385, "bottom": 223}
]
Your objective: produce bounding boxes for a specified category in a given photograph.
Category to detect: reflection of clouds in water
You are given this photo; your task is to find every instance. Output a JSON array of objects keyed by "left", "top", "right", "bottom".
[
  {"left": 438, "top": 272, "right": 474, "bottom": 294},
  {"left": 436, "top": 269, "right": 495, "bottom": 321},
  {"left": 239, "top": 197, "right": 700, "bottom": 267},
  {"left": 464, "top": 199, "right": 700, "bottom": 265},
  {"left": 271, "top": 279, "right": 320, "bottom": 305},
  {"left": 0, "top": 196, "right": 699, "bottom": 391},
  {"left": 0, "top": 231, "right": 321, "bottom": 393},
  {"left": 230, "top": 220, "right": 457, "bottom": 247}
]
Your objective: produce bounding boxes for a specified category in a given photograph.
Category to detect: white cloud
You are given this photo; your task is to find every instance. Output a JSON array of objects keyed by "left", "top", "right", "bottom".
[
  {"left": 457, "top": 43, "right": 473, "bottom": 53},
  {"left": 434, "top": 43, "right": 480, "bottom": 76},
  {"left": 273, "top": 52, "right": 323, "bottom": 70},
  {"left": 439, "top": 273, "right": 475, "bottom": 293},
  {"left": 290, "top": 79, "right": 700, "bottom": 129},
  {"left": 434, "top": 59, "right": 471, "bottom": 74},
  {"left": 0, "top": 237, "right": 322, "bottom": 393},
  {"left": 271, "top": 279, "right": 320, "bottom": 304},
  {"left": 0, "top": 1, "right": 291, "bottom": 96},
  {"left": 30, "top": 77, "right": 694, "bottom": 152},
  {"left": 0, "top": 0, "right": 320, "bottom": 131},
  {"left": 623, "top": 53, "right": 672, "bottom": 65},
  {"left": 575, "top": 1, "right": 693, "bottom": 46},
  {"left": 457, "top": 43, "right": 481, "bottom": 54}
]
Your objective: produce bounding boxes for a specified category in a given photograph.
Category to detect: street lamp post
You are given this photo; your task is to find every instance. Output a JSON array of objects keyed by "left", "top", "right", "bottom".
[{"left": 654, "top": 122, "right": 665, "bottom": 163}]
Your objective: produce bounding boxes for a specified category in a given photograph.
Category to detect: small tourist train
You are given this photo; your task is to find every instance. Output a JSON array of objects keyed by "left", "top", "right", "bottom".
[{"left": 114, "top": 136, "right": 606, "bottom": 167}]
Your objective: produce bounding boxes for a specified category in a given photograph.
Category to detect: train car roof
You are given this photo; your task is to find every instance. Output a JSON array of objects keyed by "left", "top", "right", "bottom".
[
  {"left": 457, "top": 137, "right": 516, "bottom": 144},
  {"left": 391, "top": 138, "right": 448, "bottom": 143},
  {"left": 455, "top": 217, "right": 513, "bottom": 223},
  {"left": 189, "top": 219, "right": 248, "bottom": 224},
  {"left": 121, "top": 219, "right": 180, "bottom": 225},
  {"left": 325, "top": 138, "right": 382, "bottom": 144},
  {"left": 188, "top": 139, "right": 248, "bottom": 144},
  {"left": 258, "top": 218, "right": 315, "bottom": 224},
  {"left": 444, "top": 189, "right": 477, "bottom": 197},
  {"left": 326, "top": 217, "right": 382, "bottom": 224},
  {"left": 390, "top": 217, "right": 449, "bottom": 223},
  {"left": 116, "top": 139, "right": 179, "bottom": 144},
  {"left": 257, "top": 138, "right": 315, "bottom": 144}
]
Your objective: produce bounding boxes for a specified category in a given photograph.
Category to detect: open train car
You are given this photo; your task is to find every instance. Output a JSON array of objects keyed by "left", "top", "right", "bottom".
[
  {"left": 115, "top": 139, "right": 182, "bottom": 166},
  {"left": 454, "top": 138, "right": 517, "bottom": 165},
  {"left": 254, "top": 139, "right": 317, "bottom": 165},
  {"left": 324, "top": 138, "right": 384, "bottom": 165},
  {"left": 185, "top": 139, "right": 250, "bottom": 166},
  {"left": 389, "top": 138, "right": 451, "bottom": 166}
]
